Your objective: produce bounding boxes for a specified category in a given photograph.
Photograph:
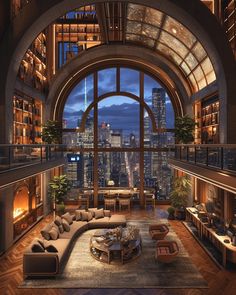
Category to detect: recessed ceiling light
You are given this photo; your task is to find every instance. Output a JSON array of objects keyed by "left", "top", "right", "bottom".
[{"left": 172, "top": 28, "right": 177, "bottom": 34}]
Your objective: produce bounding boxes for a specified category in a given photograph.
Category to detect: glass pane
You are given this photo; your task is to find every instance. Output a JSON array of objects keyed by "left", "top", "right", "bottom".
[
  {"left": 163, "top": 16, "right": 196, "bottom": 48},
  {"left": 180, "top": 62, "right": 191, "bottom": 75},
  {"left": 206, "top": 70, "right": 216, "bottom": 84},
  {"left": 98, "top": 96, "right": 140, "bottom": 147},
  {"left": 192, "top": 42, "right": 207, "bottom": 62},
  {"left": 201, "top": 57, "right": 214, "bottom": 75},
  {"left": 63, "top": 74, "right": 94, "bottom": 128},
  {"left": 98, "top": 68, "right": 116, "bottom": 97},
  {"left": 159, "top": 31, "right": 189, "bottom": 58},
  {"left": 120, "top": 68, "right": 140, "bottom": 96},
  {"left": 63, "top": 109, "right": 94, "bottom": 148},
  {"left": 126, "top": 20, "right": 142, "bottom": 34},
  {"left": 144, "top": 75, "right": 174, "bottom": 130},
  {"left": 98, "top": 152, "right": 140, "bottom": 188},
  {"left": 144, "top": 7, "right": 163, "bottom": 27},
  {"left": 142, "top": 24, "right": 159, "bottom": 39},
  {"left": 65, "top": 152, "right": 94, "bottom": 189},
  {"left": 127, "top": 3, "right": 146, "bottom": 22},
  {"left": 144, "top": 152, "right": 172, "bottom": 200},
  {"left": 185, "top": 52, "right": 198, "bottom": 70},
  {"left": 192, "top": 65, "right": 205, "bottom": 83},
  {"left": 156, "top": 43, "right": 182, "bottom": 65},
  {"left": 188, "top": 73, "right": 198, "bottom": 92}
]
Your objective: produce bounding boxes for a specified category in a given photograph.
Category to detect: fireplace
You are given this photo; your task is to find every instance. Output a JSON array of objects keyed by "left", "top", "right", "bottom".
[{"left": 13, "top": 186, "right": 29, "bottom": 220}]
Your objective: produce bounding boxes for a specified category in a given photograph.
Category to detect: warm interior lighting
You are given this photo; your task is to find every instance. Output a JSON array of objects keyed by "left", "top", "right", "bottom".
[
  {"left": 13, "top": 186, "right": 29, "bottom": 220},
  {"left": 171, "top": 27, "right": 177, "bottom": 34},
  {"left": 13, "top": 208, "right": 26, "bottom": 219}
]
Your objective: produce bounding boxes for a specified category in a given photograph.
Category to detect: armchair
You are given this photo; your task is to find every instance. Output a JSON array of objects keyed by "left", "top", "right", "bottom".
[
  {"left": 149, "top": 224, "right": 169, "bottom": 240},
  {"left": 155, "top": 240, "right": 179, "bottom": 263}
]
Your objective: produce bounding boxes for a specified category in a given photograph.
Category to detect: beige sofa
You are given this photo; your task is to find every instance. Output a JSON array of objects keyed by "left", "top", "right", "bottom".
[{"left": 23, "top": 210, "right": 126, "bottom": 277}]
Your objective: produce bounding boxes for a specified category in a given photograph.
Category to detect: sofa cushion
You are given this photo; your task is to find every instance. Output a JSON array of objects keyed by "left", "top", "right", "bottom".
[
  {"left": 62, "top": 219, "right": 70, "bottom": 232},
  {"left": 157, "top": 246, "right": 170, "bottom": 255},
  {"left": 89, "top": 217, "right": 110, "bottom": 225},
  {"left": 45, "top": 244, "right": 58, "bottom": 253},
  {"left": 81, "top": 211, "right": 93, "bottom": 221},
  {"left": 75, "top": 209, "right": 86, "bottom": 221},
  {"left": 94, "top": 209, "right": 104, "bottom": 219},
  {"left": 109, "top": 214, "right": 126, "bottom": 225},
  {"left": 62, "top": 212, "right": 73, "bottom": 225},
  {"left": 54, "top": 216, "right": 62, "bottom": 226},
  {"left": 58, "top": 224, "right": 64, "bottom": 234},
  {"left": 104, "top": 210, "right": 111, "bottom": 217},
  {"left": 45, "top": 238, "right": 71, "bottom": 262},
  {"left": 31, "top": 240, "right": 45, "bottom": 253},
  {"left": 49, "top": 227, "right": 59, "bottom": 240},
  {"left": 88, "top": 207, "right": 98, "bottom": 217},
  {"left": 40, "top": 223, "right": 53, "bottom": 240},
  {"left": 59, "top": 221, "right": 88, "bottom": 239}
]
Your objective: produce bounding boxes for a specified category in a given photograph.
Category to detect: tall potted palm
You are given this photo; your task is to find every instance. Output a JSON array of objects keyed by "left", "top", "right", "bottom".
[
  {"left": 49, "top": 175, "right": 71, "bottom": 217},
  {"left": 170, "top": 175, "right": 191, "bottom": 220},
  {"left": 175, "top": 115, "right": 196, "bottom": 144},
  {"left": 41, "top": 120, "right": 62, "bottom": 144}
]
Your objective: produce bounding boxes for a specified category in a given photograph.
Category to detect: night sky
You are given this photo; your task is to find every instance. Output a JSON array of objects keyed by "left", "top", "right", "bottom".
[{"left": 63, "top": 68, "right": 175, "bottom": 132}]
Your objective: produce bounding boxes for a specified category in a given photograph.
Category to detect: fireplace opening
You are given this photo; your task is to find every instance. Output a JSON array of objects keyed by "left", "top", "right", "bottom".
[{"left": 13, "top": 186, "right": 29, "bottom": 220}]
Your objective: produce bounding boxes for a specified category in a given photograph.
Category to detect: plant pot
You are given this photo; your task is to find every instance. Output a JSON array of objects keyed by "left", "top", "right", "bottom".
[
  {"left": 168, "top": 213, "right": 175, "bottom": 220},
  {"left": 175, "top": 208, "right": 186, "bottom": 220},
  {"left": 56, "top": 203, "right": 65, "bottom": 215}
]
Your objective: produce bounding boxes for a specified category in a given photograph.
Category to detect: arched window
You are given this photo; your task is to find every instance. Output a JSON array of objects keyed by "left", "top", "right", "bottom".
[{"left": 62, "top": 67, "right": 175, "bottom": 204}]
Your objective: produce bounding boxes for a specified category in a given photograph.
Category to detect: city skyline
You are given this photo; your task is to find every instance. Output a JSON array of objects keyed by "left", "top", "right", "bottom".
[{"left": 63, "top": 68, "right": 175, "bottom": 131}]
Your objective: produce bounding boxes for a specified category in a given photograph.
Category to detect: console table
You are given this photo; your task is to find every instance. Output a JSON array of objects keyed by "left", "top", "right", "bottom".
[{"left": 186, "top": 207, "right": 236, "bottom": 267}]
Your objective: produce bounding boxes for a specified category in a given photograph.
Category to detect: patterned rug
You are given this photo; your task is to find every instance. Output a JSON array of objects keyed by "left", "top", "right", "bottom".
[{"left": 19, "top": 220, "right": 208, "bottom": 289}]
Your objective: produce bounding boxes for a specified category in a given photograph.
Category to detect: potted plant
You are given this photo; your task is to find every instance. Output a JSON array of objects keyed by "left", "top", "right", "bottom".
[
  {"left": 167, "top": 206, "right": 175, "bottom": 220},
  {"left": 170, "top": 175, "right": 191, "bottom": 220},
  {"left": 41, "top": 120, "right": 62, "bottom": 144},
  {"left": 49, "top": 175, "right": 71, "bottom": 216},
  {"left": 175, "top": 115, "right": 196, "bottom": 144}
]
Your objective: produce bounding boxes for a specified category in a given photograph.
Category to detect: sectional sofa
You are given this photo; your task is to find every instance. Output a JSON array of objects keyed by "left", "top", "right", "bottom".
[{"left": 23, "top": 208, "right": 126, "bottom": 277}]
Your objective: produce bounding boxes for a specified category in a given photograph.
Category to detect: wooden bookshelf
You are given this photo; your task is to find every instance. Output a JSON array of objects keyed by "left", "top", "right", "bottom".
[
  {"left": 194, "top": 97, "right": 219, "bottom": 144},
  {"left": 13, "top": 94, "right": 43, "bottom": 144}
]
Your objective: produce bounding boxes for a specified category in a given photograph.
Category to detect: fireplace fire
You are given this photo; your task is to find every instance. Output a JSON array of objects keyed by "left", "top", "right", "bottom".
[{"left": 13, "top": 186, "right": 29, "bottom": 220}]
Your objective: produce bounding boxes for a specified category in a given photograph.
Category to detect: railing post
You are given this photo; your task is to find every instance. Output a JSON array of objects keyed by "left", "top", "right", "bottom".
[
  {"left": 221, "top": 147, "right": 224, "bottom": 170},
  {"left": 194, "top": 146, "right": 197, "bottom": 164},
  {"left": 206, "top": 147, "right": 208, "bottom": 166},
  {"left": 40, "top": 146, "right": 43, "bottom": 162},
  {"left": 187, "top": 146, "right": 189, "bottom": 162}
]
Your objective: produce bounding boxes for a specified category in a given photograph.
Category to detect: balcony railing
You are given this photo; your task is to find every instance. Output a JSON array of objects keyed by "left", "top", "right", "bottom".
[
  {"left": 0, "top": 144, "right": 66, "bottom": 173},
  {"left": 170, "top": 144, "right": 236, "bottom": 173}
]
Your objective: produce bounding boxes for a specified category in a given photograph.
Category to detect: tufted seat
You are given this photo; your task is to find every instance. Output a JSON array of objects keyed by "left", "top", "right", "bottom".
[
  {"left": 155, "top": 240, "right": 179, "bottom": 263},
  {"left": 149, "top": 223, "right": 169, "bottom": 240}
]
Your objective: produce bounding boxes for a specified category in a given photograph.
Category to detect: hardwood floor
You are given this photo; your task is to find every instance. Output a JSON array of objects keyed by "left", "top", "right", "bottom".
[{"left": 0, "top": 206, "right": 236, "bottom": 295}]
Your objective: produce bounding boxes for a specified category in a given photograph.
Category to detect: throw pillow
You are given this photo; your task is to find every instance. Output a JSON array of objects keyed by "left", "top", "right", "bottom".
[
  {"left": 81, "top": 211, "right": 93, "bottom": 221},
  {"left": 35, "top": 238, "right": 45, "bottom": 249},
  {"left": 54, "top": 216, "right": 62, "bottom": 226},
  {"left": 75, "top": 209, "right": 86, "bottom": 221},
  {"left": 62, "top": 219, "right": 70, "bottom": 232},
  {"left": 62, "top": 212, "right": 73, "bottom": 225},
  {"left": 40, "top": 224, "right": 52, "bottom": 240},
  {"left": 45, "top": 244, "right": 58, "bottom": 253},
  {"left": 95, "top": 208, "right": 104, "bottom": 219},
  {"left": 88, "top": 207, "right": 98, "bottom": 218},
  {"left": 31, "top": 242, "right": 45, "bottom": 253},
  {"left": 49, "top": 227, "right": 59, "bottom": 240},
  {"left": 104, "top": 210, "right": 111, "bottom": 217},
  {"left": 58, "top": 224, "right": 64, "bottom": 234}
]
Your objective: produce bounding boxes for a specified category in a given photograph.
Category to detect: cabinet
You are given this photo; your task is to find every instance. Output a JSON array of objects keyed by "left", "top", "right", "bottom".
[{"left": 13, "top": 94, "right": 43, "bottom": 144}]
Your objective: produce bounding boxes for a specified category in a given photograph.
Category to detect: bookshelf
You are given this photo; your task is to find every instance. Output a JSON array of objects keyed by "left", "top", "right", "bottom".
[
  {"left": 194, "top": 97, "right": 219, "bottom": 144},
  {"left": 13, "top": 93, "right": 43, "bottom": 144}
]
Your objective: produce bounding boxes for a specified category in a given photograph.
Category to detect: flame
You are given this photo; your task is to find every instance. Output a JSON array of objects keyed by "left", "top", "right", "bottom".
[{"left": 13, "top": 208, "right": 25, "bottom": 219}]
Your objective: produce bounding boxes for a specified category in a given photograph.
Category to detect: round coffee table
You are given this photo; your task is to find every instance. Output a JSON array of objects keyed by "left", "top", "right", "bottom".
[{"left": 90, "top": 228, "right": 142, "bottom": 264}]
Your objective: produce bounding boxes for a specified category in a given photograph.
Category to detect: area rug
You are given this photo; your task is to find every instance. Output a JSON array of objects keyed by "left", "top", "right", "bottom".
[{"left": 19, "top": 220, "right": 208, "bottom": 289}]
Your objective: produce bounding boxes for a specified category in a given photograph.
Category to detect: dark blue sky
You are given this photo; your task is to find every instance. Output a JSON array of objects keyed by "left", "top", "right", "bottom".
[{"left": 63, "top": 68, "right": 175, "bottom": 131}]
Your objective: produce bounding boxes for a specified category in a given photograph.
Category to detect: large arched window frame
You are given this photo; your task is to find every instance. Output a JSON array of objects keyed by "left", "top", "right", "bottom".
[{"left": 63, "top": 66, "right": 175, "bottom": 206}]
